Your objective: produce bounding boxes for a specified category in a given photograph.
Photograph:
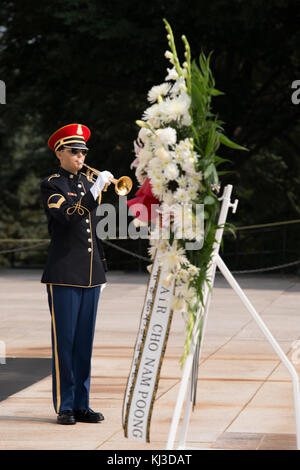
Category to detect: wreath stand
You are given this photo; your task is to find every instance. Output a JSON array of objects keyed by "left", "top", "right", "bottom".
[{"left": 166, "top": 184, "right": 300, "bottom": 450}]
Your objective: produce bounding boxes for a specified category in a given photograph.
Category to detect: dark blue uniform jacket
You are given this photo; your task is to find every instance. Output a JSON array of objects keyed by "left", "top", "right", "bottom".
[{"left": 40, "top": 166, "right": 107, "bottom": 287}]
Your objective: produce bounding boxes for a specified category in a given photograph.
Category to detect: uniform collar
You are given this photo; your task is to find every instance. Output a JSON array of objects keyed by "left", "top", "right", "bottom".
[{"left": 59, "top": 166, "right": 81, "bottom": 181}]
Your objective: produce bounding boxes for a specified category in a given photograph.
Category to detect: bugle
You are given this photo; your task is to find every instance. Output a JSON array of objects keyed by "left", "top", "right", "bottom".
[{"left": 81, "top": 162, "right": 132, "bottom": 196}]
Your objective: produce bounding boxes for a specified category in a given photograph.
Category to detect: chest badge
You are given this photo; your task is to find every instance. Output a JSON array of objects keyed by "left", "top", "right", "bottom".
[{"left": 67, "top": 192, "right": 78, "bottom": 197}]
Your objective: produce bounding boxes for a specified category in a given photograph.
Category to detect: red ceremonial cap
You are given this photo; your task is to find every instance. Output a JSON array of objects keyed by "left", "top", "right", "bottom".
[{"left": 48, "top": 123, "right": 91, "bottom": 151}]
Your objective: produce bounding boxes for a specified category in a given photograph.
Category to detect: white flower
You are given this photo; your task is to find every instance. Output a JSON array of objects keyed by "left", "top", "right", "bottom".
[
  {"left": 177, "top": 205, "right": 203, "bottom": 241},
  {"left": 165, "top": 50, "right": 174, "bottom": 63},
  {"left": 130, "top": 157, "right": 139, "bottom": 169},
  {"left": 177, "top": 268, "right": 190, "bottom": 283},
  {"left": 138, "top": 148, "right": 153, "bottom": 166},
  {"left": 170, "top": 77, "right": 187, "bottom": 97},
  {"left": 181, "top": 112, "right": 192, "bottom": 126},
  {"left": 148, "top": 156, "right": 163, "bottom": 171},
  {"left": 173, "top": 151, "right": 185, "bottom": 165},
  {"left": 138, "top": 127, "right": 152, "bottom": 143},
  {"left": 165, "top": 67, "right": 178, "bottom": 81},
  {"left": 159, "top": 202, "right": 175, "bottom": 227},
  {"left": 174, "top": 188, "right": 191, "bottom": 204},
  {"left": 211, "top": 183, "right": 221, "bottom": 193},
  {"left": 162, "top": 272, "right": 175, "bottom": 287},
  {"left": 149, "top": 224, "right": 170, "bottom": 242},
  {"left": 164, "top": 163, "right": 179, "bottom": 181},
  {"left": 143, "top": 103, "right": 161, "bottom": 122},
  {"left": 148, "top": 168, "right": 164, "bottom": 186},
  {"left": 169, "top": 204, "right": 196, "bottom": 240},
  {"left": 190, "top": 172, "right": 202, "bottom": 185},
  {"left": 148, "top": 117, "right": 161, "bottom": 129},
  {"left": 188, "top": 265, "right": 200, "bottom": 276},
  {"left": 181, "top": 155, "right": 197, "bottom": 175},
  {"left": 151, "top": 179, "right": 166, "bottom": 199},
  {"left": 176, "top": 138, "right": 193, "bottom": 153},
  {"left": 149, "top": 171, "right": 164, "bottom": 185},
  {"left": 159, "top": 241, "right": 187, "bottom": 272},
  {"left": 178, "top": 175, "right": 188, "bottom": 188},
  {"left": 147, "top": 83, "right": 171, "bottom": 104},
  {"left": 160, "top": 93, "right": 191, "bottom": 123},
  {"left": 135, "top": 166, "right": 147, "bottom": 185},
  {"left": 134, "top": 140, "right": 142, "bottom": 156},
  {"left": 162, "top": 190, "right": 175, "bottom": 205},
  {"left": 169, "top": 295, "right": 185, "bottom": 311},
  {"left": 155, "top": 146, "right": 172, "bottom": 164},
  {"left": 155, "top": 127, "right": 177, "bottom": 146},
  {"left": 148, "top": 245, "right": 157, "bottom": 259},
  {"left": 187, "top": 186, "right": 198, "bottom": 200},
  {"left": 182, "top": 225, "right": 197, "bottom": 241},
  {"left": 176, "top": 284, "right": 197, "bottom": 302},
  {"left": 149, "top": 239, "right": 169, "bottom": 253}
]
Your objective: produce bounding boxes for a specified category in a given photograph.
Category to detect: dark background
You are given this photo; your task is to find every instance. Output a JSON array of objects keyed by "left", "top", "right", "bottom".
[{"left": 0, "top": 0, "right": 299, "bottom": 272}]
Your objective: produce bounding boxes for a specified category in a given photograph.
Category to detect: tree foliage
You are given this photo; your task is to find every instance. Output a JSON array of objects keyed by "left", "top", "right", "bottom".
[{"left": 0, "top": 0, "right": 299, "bottom": 267}]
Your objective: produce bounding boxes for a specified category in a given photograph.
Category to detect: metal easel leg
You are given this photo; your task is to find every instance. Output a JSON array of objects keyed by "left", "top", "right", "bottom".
[
  {"left": 216, "top": 254, "right": 300, "bottom": 450},
  {"left": 177, "top": 285, "right": 215, "bottom": 449},
  {"left": 166, "top": 353, "right": 194, "bottom": 450},
  {"left": 166, "top": 185, "right": 238, "bottom": 450}
]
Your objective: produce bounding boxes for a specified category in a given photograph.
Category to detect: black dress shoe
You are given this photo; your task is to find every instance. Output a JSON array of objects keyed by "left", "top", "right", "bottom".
[
  {"left": 74, "top": 408, "right": 104, "bottom": 423},
  {"left": 57, "top": 410, "right": 76, "bottom": 425}
]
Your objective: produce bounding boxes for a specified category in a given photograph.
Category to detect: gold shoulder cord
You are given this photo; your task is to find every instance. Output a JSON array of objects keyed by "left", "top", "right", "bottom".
[{"left": 48, "top": 174, "right": 61, "bottom": 181}]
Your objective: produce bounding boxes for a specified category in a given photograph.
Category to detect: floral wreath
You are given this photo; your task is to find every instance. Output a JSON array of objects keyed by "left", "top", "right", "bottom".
[{"left": 128, "top": 20, "right": 246, "bottom": 364}]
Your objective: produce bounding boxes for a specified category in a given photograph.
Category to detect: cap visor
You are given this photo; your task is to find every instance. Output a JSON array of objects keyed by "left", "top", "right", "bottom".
[{"left": 65, "top": 143, "right": 89, "bottom": 150}]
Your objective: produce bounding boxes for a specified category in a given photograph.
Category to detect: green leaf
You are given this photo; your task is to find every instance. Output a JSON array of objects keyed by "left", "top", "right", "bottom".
[
  {"left": 217, "top": 170, "right": 235, "bottom": 175},
  {"left": 214, "top": 155, "right": 233, "bottom": 166},
  {"left": 219, "top": 133, "right": 248, "bottom": 151},
  {"left": 204, "top": 163, "right": 214, "bottom": 178},
  {"left": 204, "top": 195, "right": 216, "bottom": 205},
  {"left": 209, "top": 88, "right": 225, "bottom": 96},
  {"left": 211, "top": 165, "right": 219, "bottom": 185}
]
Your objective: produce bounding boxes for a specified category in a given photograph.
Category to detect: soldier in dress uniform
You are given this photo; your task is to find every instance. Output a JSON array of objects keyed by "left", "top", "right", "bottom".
[{"left": 41, "top": 123, "right": 113, "bottom": 425}]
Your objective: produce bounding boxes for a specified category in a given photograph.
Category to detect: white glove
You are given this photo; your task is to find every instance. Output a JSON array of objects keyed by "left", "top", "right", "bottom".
[{"left": 90, "top": 170, "right": 114, "bottom": 200}]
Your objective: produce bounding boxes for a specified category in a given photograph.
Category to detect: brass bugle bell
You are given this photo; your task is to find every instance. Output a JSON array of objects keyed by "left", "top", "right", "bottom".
[{"left": 81, "top": 162, "right": 132, "bottom": 196}]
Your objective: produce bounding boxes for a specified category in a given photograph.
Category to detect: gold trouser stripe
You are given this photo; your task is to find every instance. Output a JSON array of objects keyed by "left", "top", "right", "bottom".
[{"left": 49, "top": 284, "right": 61, "bottom": 413}]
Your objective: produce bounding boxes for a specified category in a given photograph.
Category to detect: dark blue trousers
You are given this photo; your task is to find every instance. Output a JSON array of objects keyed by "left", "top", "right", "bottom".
[{"left": 46, "top": 284, "right": 101, "bottom": 413}]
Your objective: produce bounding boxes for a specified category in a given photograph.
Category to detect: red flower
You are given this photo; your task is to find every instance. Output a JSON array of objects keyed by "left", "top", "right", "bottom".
[{"left": 127, "top": 178, "right": 160, "bottom": 222}]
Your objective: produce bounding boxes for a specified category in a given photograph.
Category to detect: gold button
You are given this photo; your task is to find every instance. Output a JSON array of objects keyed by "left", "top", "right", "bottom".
[
  {"left": 88, "top": 248, "right": 92, "bottom": 252},
  {"left": 69, "top": 175, "right": 74, "bottom": 179}
]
